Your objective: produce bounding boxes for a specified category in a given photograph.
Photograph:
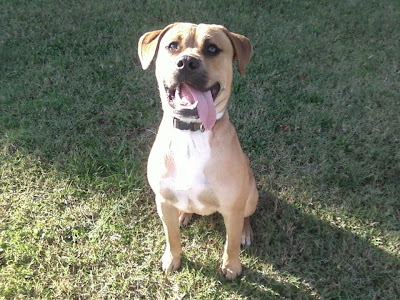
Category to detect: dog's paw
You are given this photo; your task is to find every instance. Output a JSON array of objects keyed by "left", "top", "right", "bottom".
[
  {"left": 162, "top": 252, "right": 181, "bottom": 273},
  {"left": 241, "top": 217, "right": 253, "bottom": 246},
  {"left": 222, "top": 259, "right": 242, "bottom": 280},
  {"left": 179, "top": 212, "right": 193, "bottom": 226}
]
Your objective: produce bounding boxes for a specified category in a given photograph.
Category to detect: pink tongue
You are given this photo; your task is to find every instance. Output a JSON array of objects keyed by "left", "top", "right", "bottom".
[{"left": 179, "top": 83, "right": 216, "bottom": 130}]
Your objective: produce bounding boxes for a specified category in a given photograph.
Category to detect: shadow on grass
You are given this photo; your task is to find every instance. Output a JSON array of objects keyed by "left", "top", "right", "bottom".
[
  {"left": 177, "top": 191, "right": 399, "bottom": 299},
  {"left": 244, "top": 192, "right": 399, "bottom": 298}
]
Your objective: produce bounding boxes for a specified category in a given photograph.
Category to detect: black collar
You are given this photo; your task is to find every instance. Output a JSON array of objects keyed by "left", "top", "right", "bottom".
[{"left": 173, "top": 117, "right": 205, "bottom": 132}]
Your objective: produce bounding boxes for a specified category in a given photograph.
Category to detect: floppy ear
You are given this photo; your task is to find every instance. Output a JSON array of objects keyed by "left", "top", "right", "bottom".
[
  {"left": 138, "top": 23, "right": 177, "bottom": 70},
  {"left": 224, "top": 30, "right": 253, "bottom": 76}
]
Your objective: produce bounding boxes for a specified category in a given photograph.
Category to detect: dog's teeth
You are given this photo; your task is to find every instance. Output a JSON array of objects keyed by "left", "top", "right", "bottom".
[{"left": 176, "top": 101, "right": 198, "bottom": 110}]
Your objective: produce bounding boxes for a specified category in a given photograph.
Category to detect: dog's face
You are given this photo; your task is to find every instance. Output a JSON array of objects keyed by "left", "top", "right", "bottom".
[{"left": 138, "top": 23, "right": 252, "bottom": 130}]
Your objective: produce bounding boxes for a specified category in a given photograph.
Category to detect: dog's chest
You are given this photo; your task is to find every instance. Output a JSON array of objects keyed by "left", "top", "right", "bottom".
[{"left": 160, "top": 129, "right": 217, "bottom": 214}]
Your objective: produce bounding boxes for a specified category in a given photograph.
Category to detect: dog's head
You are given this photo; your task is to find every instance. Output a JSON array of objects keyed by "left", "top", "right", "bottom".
[{"left": 138, "top": 22, "right": 252, "bottom": 130}]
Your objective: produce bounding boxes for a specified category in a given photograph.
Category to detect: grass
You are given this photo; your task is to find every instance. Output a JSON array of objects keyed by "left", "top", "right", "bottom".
[{"left": 1, "top": 0, "right": 399, "bottom": 298}]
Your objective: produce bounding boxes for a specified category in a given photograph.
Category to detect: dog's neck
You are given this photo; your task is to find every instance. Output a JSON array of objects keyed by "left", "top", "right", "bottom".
[{"left": 170, "top": 112, "right": 225, "bottom": 132}]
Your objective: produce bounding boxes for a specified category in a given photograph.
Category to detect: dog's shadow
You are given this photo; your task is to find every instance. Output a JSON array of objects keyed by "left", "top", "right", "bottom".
[{"left": 177, "top": 191, "right": 399, "bottom": 298}]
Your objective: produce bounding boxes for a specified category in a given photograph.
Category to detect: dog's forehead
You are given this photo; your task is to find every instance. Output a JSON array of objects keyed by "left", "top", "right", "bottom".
[{"left": 162, "top": 23, "right": 231, "bottom": 46}]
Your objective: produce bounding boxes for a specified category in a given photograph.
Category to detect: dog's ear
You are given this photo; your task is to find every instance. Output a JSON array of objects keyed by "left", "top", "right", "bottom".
[
  {"left": 138, "top": 23, "right": 176, "bottom": 70},
  {"left": 224, "top": 30, "right": 253, "bottom": 76}
]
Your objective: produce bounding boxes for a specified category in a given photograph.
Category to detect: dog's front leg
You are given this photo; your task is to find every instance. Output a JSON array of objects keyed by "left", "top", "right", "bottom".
[
  {"left": 221, "top": 211, "right": 244, "bottom": 280},
  {"left": 156, "top": 197, "right": 182, "bottom": 272}
]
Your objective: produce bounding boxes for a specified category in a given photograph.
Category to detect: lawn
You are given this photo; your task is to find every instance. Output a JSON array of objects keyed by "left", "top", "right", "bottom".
[{"left": 1, "top": 0, "right": 399, "bottom": 298}]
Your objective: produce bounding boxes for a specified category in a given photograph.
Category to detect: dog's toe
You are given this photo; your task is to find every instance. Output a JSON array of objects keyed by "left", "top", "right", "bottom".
[
  {"left": 162, "top": 253, "right": 181, "bottom": 273},
  {"left": 241, "top": 217, "right": 253, "bottom": 246},
  {"left": 179, "top": 212, "right": 193, "bottom": 226},
  {"left": 222, "top": 260, "right": 242, "bottom": 280}
]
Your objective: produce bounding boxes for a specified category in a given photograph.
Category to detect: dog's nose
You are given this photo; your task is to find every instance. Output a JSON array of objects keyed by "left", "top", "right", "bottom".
[{"left": 176, "top": 56, "right": 200, "bottom": 70}]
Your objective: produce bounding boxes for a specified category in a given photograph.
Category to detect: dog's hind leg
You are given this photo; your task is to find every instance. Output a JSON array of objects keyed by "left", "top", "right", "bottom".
[
  {"left": 241, "top": 217, "right": 253, "bottom": 246},
  {"left": 179, "top": 212, "right": 193, "bottom": 226}
]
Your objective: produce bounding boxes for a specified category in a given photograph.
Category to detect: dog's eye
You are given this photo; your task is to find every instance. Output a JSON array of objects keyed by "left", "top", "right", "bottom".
[
  {"left": 206, "top": 44, "right": 221, "bottom": 55},
  {"left": 167, "top": 42, "right": 179, "bottom": 51}
]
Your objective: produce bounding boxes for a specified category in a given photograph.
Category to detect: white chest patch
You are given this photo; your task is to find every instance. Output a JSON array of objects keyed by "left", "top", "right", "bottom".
[
  {"left": 171, "top": 129, "right": 210, "bottom": 189},
  {"left": 160, "top": 128, "right": 217, "bottom": 215}
]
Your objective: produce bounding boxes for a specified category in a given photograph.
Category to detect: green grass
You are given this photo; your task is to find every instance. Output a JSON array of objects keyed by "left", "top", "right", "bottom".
[{"left": 1, "top": 0, "right": 399, "bottom": 298}]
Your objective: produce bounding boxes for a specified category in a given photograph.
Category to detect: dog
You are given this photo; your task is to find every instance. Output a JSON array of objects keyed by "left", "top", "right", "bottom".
[{"left": 138, "top": 22, "right": 258, "bottom": 280}]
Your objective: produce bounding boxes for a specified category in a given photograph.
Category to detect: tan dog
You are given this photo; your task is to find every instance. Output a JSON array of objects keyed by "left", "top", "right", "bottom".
[{"left": 138, "top": 22, "right": 258, "bottom": 280}]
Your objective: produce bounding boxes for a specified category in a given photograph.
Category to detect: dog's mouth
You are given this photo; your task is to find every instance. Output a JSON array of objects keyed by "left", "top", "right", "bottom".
[
  {"left": 165, "top": 82, "right": 220, "bottom": 109},
  {"left": 165, "top": 82, "right": 220, "bottom": 130}
]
